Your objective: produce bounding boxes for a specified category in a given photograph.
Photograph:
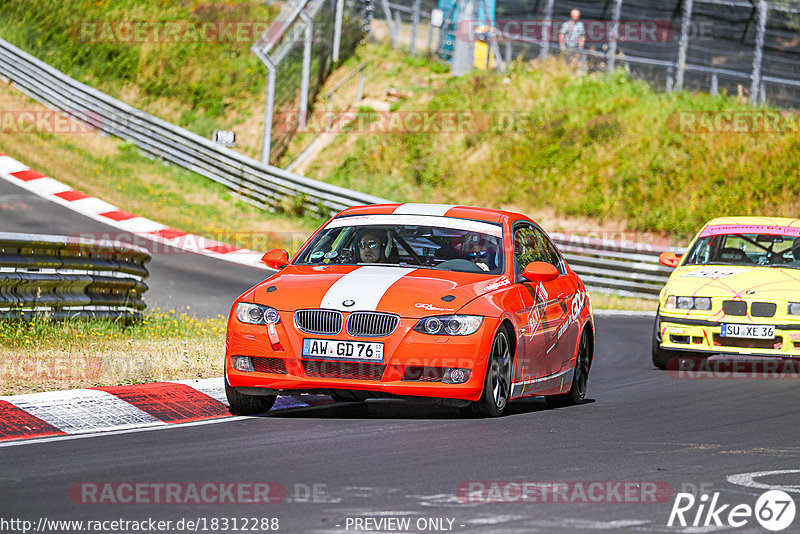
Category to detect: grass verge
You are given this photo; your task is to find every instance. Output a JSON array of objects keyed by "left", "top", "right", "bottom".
[{"left": 0, "top": 310, "right": 226, "bottom": 396}]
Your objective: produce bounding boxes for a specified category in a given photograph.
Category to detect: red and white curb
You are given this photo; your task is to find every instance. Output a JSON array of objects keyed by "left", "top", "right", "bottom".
[
  {"left": 0, "top": 378, "right": 332, "bottom": 444},
  {"left": 0, "top": 152, "right": 267, "bottom": 269}
]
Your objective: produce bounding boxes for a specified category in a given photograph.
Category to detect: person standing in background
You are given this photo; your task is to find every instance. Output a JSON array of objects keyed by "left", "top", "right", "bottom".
[{"left": 558, "top": 9, "right": 586, "bottom": 70}]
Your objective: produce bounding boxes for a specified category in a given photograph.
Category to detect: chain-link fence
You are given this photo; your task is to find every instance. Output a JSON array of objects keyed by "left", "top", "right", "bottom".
[
  {"left": 380, "top": 0, "right": 800, "bottom": 109},
  {"left": 252, "top": 0, "right": 371, "bottom": 164}
]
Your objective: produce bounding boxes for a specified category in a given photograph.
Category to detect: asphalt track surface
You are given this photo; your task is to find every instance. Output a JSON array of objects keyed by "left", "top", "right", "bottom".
[
  {"left": 0, "top": 179, "right": 269, "bottom": 318},
  {"left": 2, "top": 316, "right": 800, "bottom": 532}
]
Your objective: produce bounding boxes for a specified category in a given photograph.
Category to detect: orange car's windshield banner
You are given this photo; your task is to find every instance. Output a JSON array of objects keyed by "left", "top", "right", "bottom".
[{"left": 699, "top": 224, "right": 800, "bottom": 238}]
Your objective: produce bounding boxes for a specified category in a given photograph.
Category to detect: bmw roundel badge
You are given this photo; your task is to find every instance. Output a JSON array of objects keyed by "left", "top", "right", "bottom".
[{"left": 342, "top": 299, "right": 355, "bottom": 307}]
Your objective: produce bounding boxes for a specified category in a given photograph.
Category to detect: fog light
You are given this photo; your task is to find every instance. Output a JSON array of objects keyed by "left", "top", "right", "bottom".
[
  {"left": 232, "top": 356, "right": 254, "bottom": 372},
  {"left": 443, "top": 368, "right": 470, "bottom": 384}
]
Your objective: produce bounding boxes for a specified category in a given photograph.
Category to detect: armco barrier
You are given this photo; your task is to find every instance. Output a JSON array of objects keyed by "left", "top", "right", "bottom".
[
  {"left": 0, "top": 233, "right": 149, "bottom": 319},
  {"left": 550, "top": 233, "right": 686, "bottom": 300},
  {"left": 0, "top": 38, "right": 389, "bottom": 217}
]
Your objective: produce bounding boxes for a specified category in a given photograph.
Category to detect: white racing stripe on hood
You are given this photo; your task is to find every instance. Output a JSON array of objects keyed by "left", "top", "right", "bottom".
[{"left": 320, "top": 266, "right": 413, "bottom": 311}]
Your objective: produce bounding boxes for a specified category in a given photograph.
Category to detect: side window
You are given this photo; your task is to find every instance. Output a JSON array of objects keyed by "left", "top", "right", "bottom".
[
  {"left": 513, "top": 224, "right": 565, "bottom": 277},
  {"left": 513, "top": 225, "right": 545, "bottom": 276},
  {"left": 538, "top": 232, "right": 566, "bottom": 274}
]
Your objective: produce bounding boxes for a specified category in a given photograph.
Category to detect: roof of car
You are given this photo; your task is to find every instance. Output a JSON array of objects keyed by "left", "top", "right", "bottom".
[
  {"left": 703, "top": 216, "right": 800, "bottom": 228},
  {"left": 335, "top": 203, "right": 524, "bottom": 224}
]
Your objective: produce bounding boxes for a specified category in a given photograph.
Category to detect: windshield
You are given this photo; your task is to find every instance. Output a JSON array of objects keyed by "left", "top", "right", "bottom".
[
  {"left": 295, "top": 215, "right": 505, "bottom": 275},
  {"left": 684, "top": 231, "right": 800, "bottom": 269}
]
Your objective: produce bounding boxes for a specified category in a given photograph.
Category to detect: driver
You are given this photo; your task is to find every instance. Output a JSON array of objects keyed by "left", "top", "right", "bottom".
[
  {"left": 465, "top": 237, "right": 497, "bottom": 272},
  {"left": 357, "top": 230, "right": 387, "bottom": 263}
]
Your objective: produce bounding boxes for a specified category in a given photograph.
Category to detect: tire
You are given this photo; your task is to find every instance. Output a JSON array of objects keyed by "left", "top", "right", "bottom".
[
  {"left": 651, "top": 308, "right": 680, "bottom": 370},
  {"left": 546, "top": 328, "right": 592, "bottom": 408},
  {"left": 225, "top": 380, "right": 277, "bottom": 415},
  {"left": 460, "top": 326, "right": 513, "bottom": 418}
]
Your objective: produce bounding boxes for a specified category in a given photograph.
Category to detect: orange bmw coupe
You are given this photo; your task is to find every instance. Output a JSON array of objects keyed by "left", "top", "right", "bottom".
[{"left": 225, "top": 204, "right": 594, "bottom": 417}]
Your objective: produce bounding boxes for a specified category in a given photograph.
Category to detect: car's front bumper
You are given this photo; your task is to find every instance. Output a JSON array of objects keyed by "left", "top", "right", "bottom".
[
  {"left": 225, "top": 316, "right": 500, "bottom": 402},
  {"left": 657, "top": 313, "right": 800, "bottom": 358}
]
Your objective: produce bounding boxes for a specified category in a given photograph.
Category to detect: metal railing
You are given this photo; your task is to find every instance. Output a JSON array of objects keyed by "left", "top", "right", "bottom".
[
  {"left": 0, "top": 38, "right": 390, "bottom": 218},
  {"left": 0, "top": 233, "right": 150, "bottom": 319},
  {"left": 550, "top": 233, "right": 686, "bottom": 300}
]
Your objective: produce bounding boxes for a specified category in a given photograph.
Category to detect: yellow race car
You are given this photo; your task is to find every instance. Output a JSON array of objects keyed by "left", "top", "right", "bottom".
[{"left": 652, "top": 216, "right": 800, "bottom": 369}]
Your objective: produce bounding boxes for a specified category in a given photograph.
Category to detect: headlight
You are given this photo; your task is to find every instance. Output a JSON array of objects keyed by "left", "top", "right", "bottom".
[
  {"left": 694, "top": 297, "right": 712, "bottom": 311},
  {"left": 664, "top": 296, "right": 712, "bottom": 311},
  {"left": 235, "top": 303, "right": 281, "bottom": 325},
  {"left": 414, "top": 315, "right": 483, "bottom": 336},
  {"left": 789, "top": 303, "right": 800, "bottom": 315}
]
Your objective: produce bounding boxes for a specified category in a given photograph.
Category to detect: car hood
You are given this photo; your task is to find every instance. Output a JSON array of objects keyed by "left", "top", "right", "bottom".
[
  {"left": 668, "top": 264, "right": 800, "bottom": 300},
  {"left": 250, "top": 265, "right": 510, "bottom": 318}
]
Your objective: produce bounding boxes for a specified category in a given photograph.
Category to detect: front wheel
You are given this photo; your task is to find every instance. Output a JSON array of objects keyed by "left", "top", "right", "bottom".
[
  {"left": 652, "top": 308, "right": 682, "bottom": 370},
  {"left": 460, "top": 327, "right": 513, "bottom": 418},
  {"left": 546, "top": 328, "right": 592, "bottom": 408},
  {"left": 225, "top": 380, "right": 277, "bottom": 415}
]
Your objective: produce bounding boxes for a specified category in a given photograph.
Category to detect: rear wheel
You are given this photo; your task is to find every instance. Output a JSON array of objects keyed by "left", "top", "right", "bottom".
[
  {"left": 460, "top": 326, "right": 513, "bottom": 418},
  {"left": 225, "top": 380, "right": 277, "bottom": 415},
  {"left": 546, "top": 328, "right": 592, "bottom": 408}
]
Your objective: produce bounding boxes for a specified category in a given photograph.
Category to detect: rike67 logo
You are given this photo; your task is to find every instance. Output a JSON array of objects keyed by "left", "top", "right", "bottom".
[{"left": 668, "top": 490, "right": 796, "bottom": 531}]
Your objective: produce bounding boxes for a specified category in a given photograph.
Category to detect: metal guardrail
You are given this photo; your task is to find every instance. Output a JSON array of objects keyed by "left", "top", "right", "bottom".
[
  {"left": 550, "top": 233, "right": 686, "bottom": 300},
  {"left": 0, "top": 233, "right": 150, "bottom": 320},
  {"left": 0, "top": 38, "right": 390, "bottom": 218}
]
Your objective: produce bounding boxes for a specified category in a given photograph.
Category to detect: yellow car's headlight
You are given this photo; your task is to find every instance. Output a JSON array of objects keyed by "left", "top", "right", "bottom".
[
  {"left": 665, "top": 295, "right": 711, "bottom": 311},
  {"left": 789, "top": 302, "right": 800, "bottom": 316}
]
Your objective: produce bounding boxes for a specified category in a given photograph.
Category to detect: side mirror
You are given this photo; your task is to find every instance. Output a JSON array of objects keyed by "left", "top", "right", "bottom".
[
  {"left": 658, "top": 252, "right": 681, "bottom": 268},
  {"left": 522, "top": 261, "right": 559, "bottom": 283},
  {"left": 262, "top": 249, "right": 289, "bottom": 270}
]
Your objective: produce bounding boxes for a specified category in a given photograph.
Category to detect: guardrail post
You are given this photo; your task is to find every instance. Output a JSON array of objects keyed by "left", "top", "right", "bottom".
[
  {"left": 749, "top": 0, "right": 767, "bottom": 105},
  {"left": 380, "top": 0, "right": 397, "bottom": 48},
  {"left": 357, "top": 66, "right": 365, "bottom": 102},
  {"left": 395, "top": 11, "right": 402, "bottom": 45},
  {"left": 333, "top": 0, "right": 345, "bottom": 62},
  {"left": 540, "top": 0, "right": 554, "bottom": 60},
  {"left": 607, "top": 0, "right": 624, "bottom": 73},
  {"left": 261, "top": 61, "right": 277, "bottom": 165},
  {"left": 675, "top": 0, "right": 694, "bottom": 92},
  {"left": 299, "top": 12, "right": 313, "bottom": 131},
  {"left": 410, "top": 0, "right": 421, "bottom": 55},
  {"left": 451, "top": 0, "right": 475, "bottom": 75}
]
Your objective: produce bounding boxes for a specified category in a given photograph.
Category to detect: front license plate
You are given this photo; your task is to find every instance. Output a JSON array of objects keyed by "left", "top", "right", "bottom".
[
  {"left": 302, "top": 339, "right": 384, "bottom": 362},
  {"left": 721, "top": 324, "right": 775, "bottom": 339}
]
